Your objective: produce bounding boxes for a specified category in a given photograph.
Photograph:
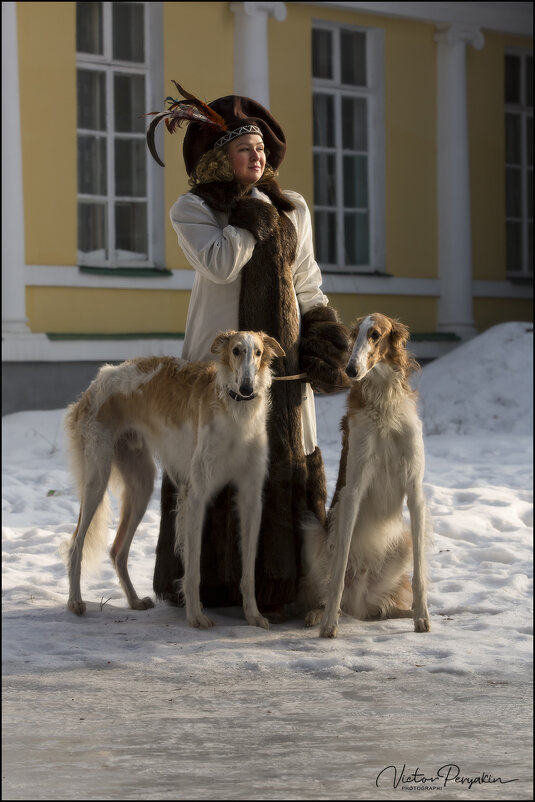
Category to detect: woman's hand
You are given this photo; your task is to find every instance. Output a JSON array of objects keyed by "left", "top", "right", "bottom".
[{"left": 299, "top": 305, "right": 351, "bottom": 393}]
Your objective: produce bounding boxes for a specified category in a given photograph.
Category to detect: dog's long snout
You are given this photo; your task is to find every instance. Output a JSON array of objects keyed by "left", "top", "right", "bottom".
[
  {"left": 239, "top": 378, "right": 255, "bottom": 397},
  {"left": 346, "top": 363, "right": 358, "bottom": 379}
]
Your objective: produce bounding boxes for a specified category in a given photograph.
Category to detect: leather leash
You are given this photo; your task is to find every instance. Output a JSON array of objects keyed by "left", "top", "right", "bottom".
[
  {"left": 272, "top": 372, "right": 351, "bottom": 391},
  {"left": 272, "top": 372, "right": 308, "bottom": 382}
]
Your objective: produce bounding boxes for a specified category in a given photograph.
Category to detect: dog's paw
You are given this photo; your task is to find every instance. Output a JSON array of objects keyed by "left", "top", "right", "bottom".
[
  {"left": 131, "top": 596, "right": 155, "bottom": 611},
  {"left": 414, "top": 616, "right": 431, "bottom": 632},
  {"left": 248, "top": 613, "right": 270, "bottom": 630},
  {"left": 188, "top": 612, "right": 215, "bottom": 629},
  {"left": 68, "top": 600, "right": 86, "bottom": 616},
  {"left": 305, "top": 608, "right": 323, "bottom": 627},
  {"left": 319, "top": 623, "right": 339, "bottom": 639}
]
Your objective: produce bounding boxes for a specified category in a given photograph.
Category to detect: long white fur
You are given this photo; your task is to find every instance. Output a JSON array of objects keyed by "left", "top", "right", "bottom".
[
  {"left": 303, "top": 313, "right": 431, "bottom": 638},
  {"left": 64, "top": 330, "right": 284, "bottom": 630}
]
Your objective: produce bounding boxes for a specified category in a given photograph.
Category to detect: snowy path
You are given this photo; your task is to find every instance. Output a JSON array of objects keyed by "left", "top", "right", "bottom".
[{"left": 3, "top": 662, "right": 531, "bottom": 800}]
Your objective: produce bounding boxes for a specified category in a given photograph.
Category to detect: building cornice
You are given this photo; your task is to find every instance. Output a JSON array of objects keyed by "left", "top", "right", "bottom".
[{"left": 303, "top": 2, "right": 533, "bottom": 36}]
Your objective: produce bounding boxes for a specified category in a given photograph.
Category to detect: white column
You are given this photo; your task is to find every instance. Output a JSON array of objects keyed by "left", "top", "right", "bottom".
[
  {"left": 2, "top": 1, "right": 31, "bottom": 336},
  {"left": 229, "top": 2, "right": 287, "bottom": 108},
  {"left": 434, "top": 24, "right": 484, "bottom": 340}
]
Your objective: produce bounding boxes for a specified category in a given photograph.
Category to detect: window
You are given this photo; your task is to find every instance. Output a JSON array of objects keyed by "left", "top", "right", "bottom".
[
  {"left": 312, "top": 23, "right": 384, "bottom": 273},
  {"left": 76, "top": 2, "right": 155, "bottom": 267},
  {"left": 505, "top": 50, "right": 533, "bottom": 277}
]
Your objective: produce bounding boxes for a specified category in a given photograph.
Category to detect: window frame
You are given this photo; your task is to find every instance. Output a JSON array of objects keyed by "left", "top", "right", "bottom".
[
  {"left": 504, "top": 47, "right": 533, "bottom": 278},
  {"left": 76, "top": 1, "right": 164, "bottom": 269},
  {"left": 312, "top": 20, "right": 385, "bottom": 274}
]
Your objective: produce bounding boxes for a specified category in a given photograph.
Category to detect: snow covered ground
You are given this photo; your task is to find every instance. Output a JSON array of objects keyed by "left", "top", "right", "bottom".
[{"left": 2, "top": 322, "right": 533, "bottom": 800}]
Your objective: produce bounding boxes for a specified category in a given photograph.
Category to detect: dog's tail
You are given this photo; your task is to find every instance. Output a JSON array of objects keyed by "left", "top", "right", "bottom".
[
  {"left": 60, "top": 403, "right": 111, "bottom": 574},
  {"left": 296, "top": 512, "right": 330, "bottom": 612}
]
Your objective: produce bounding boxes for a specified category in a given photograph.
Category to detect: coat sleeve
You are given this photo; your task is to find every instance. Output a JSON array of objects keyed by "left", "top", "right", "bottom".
[
  {"left": 169, "top": 193, "right": 257, "bottom": 284},
  {"left": 284, "top": 191, "right": 329, "bottom": 315}
]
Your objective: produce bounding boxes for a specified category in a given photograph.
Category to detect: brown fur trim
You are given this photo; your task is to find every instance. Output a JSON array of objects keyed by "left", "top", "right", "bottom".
[
  {"left": 301, "top": 305, "right": 350, "bottom": 351},
  {"left": 236, "top": 194, "right": 304, "bottom": 605},
  {"left": 254, "top": 175, "right": 297, "bottom": 213},
  {"left": 300, "top": 356, "right": 351, "bottom": 393},
  {"left": 300, "top": 305, "right": 351, "bottom": 393},
  {"left": 192, "top": 177, "right": 296, "bottom": 214},
  {"left": 228, "top": 198, "right": 279, "bottom": 242},
  {"left": 191, "top": 180, "right": 249, "bottom": 210},
  {"left": 302, "top": 304, "right": 342, "bottom": 326}
]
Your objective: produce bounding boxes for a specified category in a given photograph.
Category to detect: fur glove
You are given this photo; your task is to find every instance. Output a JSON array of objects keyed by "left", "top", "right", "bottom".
[
  {"left": 228, "top": 198, "right": 279, "bottom": 243},
  {"left": 299, "top": 305, "right": 351, "bottom": 393}
]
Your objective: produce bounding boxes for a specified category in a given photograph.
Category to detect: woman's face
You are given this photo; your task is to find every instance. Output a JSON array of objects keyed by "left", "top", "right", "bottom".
[{"left": 226, "top": 134, "right": 266, "bottom": 185}]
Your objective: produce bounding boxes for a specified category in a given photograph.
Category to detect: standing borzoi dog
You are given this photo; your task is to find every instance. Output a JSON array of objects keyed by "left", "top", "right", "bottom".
[
  {"left": 65, "top": 330, "right": 284, "bottom": 629},
  {"left": 302, "top": 313, "right": 431, "bottom": 638}
]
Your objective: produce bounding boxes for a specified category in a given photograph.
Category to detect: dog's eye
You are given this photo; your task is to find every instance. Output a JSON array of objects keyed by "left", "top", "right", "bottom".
[
  {"left": 370, "top": 331, "right": 380, "bottom": 341},
  {"left": 256, "top": 349, "right": 261, "bottom": 357},
  {"left": 232, "top": 346, "right": 240, "bottom": 356}
]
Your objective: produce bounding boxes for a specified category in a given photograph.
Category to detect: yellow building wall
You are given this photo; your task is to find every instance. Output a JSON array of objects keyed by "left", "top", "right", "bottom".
[
  {"left": 26, "top": 287, "right": 191, "bottom": 334},
  {"left": 473, "top": 298, "right": 533, "bottom": 331},
  {"left": 15, "top": 2, "right": 532, "bottom": 337},
  {"left": 268, "top": 5, "right": 314, "bottom": 204},
  {"left": 17, "top": 2, "right": 78, "bottom": 266},
  {"left": 382, "top": 18, "right": 437, "bottom": 280},
  {"left": 162, "top": 2, "right": 235, "bottom": 271},
  {"left": 328, "top": 293, "right": 438, "bottom": 331}
]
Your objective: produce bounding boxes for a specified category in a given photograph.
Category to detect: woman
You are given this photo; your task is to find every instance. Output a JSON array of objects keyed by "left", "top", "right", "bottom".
[{"left": 146, "top": 84, "right": 349, "bottom": 614}]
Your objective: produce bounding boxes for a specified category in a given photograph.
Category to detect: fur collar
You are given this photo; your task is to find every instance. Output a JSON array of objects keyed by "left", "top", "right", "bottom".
[{"left": 192, "top": 177, "right": 295, "bottom": 214}]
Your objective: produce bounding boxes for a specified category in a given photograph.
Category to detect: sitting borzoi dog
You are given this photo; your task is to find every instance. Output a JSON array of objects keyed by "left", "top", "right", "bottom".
[
  {"left": 302, "top": 313, "right": 431, "bottom": 638},
  {"left": 65, "top": 330, "right": 284, "bottom": 629}
]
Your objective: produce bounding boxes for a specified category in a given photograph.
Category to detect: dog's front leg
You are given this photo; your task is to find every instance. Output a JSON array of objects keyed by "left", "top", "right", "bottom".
[
  {"left": 407, "top": 478, "right": 430, "bottom": 632},
  {"left": 182, "top": 489, "right": 214, "bottom": 629},
  {"left": 236, "top": 475, "right": 269, "bottom": 630},
  {"left": 321, "top": 480, "right": 368, "bottom": 638}
]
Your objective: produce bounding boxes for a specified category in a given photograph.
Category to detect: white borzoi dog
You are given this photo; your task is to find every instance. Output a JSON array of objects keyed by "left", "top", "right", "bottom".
[
  {"left": 303, "top": 313, "right": 431, "bottom": 638},
  {"left": 65, "top": 330, "right": 284, "bottom": 629}
]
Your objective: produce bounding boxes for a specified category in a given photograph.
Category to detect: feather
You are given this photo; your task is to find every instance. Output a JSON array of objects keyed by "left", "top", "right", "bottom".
[
  {"left": 170, "top": 81, "right": 228, "bottom": 130},
  {"left": 144, "top": 82, "right": 228, "bottom": 167},
  {"left": 145, "top": 112, "right": 167, "bottom": 167}
]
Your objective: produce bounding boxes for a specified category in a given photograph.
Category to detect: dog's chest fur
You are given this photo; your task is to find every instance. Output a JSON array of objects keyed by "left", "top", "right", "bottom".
[
  {"left": 157, "top": 409, "right": 268, "bottom": 495},
  {"left": 328, "top": 386, "right": 423, "bottom": 566}
]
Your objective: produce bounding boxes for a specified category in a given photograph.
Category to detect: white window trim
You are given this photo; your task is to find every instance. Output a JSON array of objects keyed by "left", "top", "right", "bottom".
[
  {"left": 312, "top": 20, "right": 385, "bottom": 274},
  {"left": 504, "top": 47, "right": 533, "bottom": 278},
  {"left": 76, "top": 1, "right": 164, "bottom": 269},
  {"left": 23, "top": 264, "right": 534, "bottom": 300}
]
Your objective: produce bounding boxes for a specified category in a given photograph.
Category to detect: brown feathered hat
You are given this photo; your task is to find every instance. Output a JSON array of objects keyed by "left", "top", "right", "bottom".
[{"left": 146, "top": 82, "right": 286, "bottom": 175}]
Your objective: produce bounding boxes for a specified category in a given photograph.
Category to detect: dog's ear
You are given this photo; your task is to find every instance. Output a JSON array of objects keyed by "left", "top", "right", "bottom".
[
  {"left": 261, "top": 334, "right": 286, "bottom": 360},
  {"left": 210, "top": 331, "right": 237, "bottom": 354},
  {"left": 390, "top": 319, "right": 410, "bottom": 347}
]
